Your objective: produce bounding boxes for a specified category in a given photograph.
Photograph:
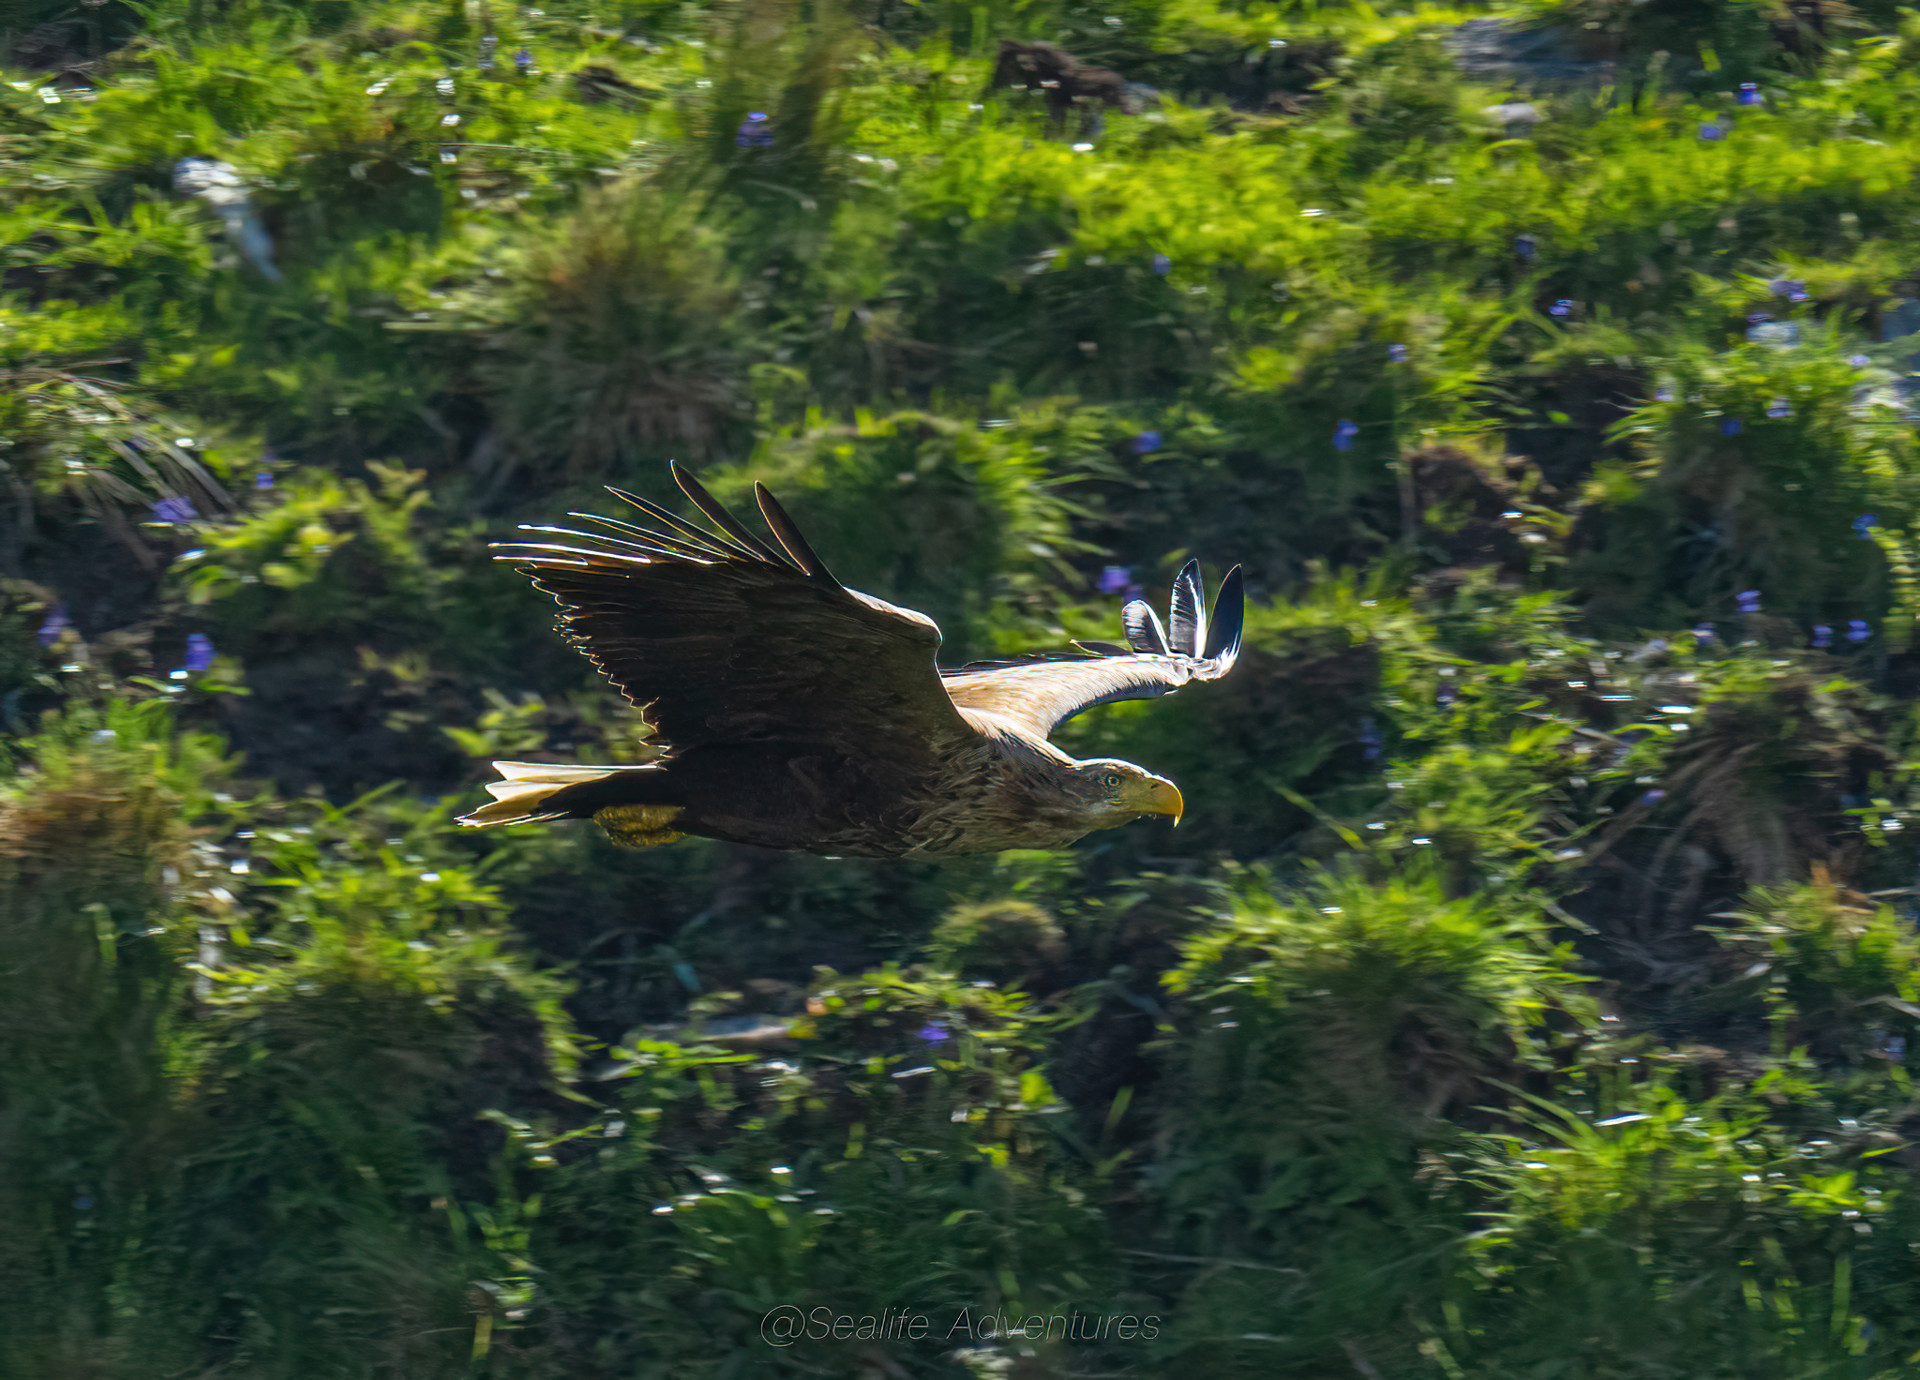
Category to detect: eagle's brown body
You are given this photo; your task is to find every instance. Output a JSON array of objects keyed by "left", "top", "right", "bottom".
[
  {"left": 459, "top": 464, "right": 1242, "bottom": 857},
  {"left": 576, "top": 729, "right": 1135, "bottom": 857}
]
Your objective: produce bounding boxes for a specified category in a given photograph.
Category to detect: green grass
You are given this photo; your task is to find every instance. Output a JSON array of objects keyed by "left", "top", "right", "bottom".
[{"left": 10, "top": 0, "right": 1920, "bottom": 1373}]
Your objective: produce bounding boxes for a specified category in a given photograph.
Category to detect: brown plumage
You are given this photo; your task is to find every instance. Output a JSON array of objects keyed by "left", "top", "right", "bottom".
[{"left": 458, "top": 463, "right": 1243, "bottom": 856}]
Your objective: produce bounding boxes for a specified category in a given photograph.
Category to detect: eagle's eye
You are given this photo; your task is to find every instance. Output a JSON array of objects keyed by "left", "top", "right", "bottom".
[{"left": 1102, "top": 773, "right": 1123, "bottom": 789}]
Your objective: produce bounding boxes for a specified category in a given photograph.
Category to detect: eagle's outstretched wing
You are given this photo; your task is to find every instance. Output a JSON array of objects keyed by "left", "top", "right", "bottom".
[
  {"left": 494, "top": 462, "right": 972, "bottom": 760},
  {"left": 940, "top": 562, "right": 1243, "bottom": 738}
]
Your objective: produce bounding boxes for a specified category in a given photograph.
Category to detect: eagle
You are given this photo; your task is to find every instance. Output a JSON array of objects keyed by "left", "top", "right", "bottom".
[{"left": 459, "top": 463, "right": 1242, "bottom": 857}]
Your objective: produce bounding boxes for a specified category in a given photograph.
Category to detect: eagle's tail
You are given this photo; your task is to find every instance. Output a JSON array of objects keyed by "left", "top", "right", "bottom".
[{"left": 457, "top": 760, "right": 664, "bottom": 827}]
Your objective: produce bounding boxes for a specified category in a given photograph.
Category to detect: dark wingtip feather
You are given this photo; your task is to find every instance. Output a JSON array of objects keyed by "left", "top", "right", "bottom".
[
  {"left": 604, "top": 485, "right": 656, "bottom": 513},
  {"left": 1168, "top": 558, "right": 1205, "bottom": 658},
  {"left": 1202, "top": 564, "right": 1245, "bottom": 665},
  {"left": 566, "top": 511, "right": 729, "bottom": 563},
  {"left": 1122, "top": 600, "right": 1170, "bottom": 655},
  {"left": 753, "top": 482, "right": 842, "bottom": 587},
  {"left": 605, "top": 484, "right": 752, "bottom": 561},
  {"left": 667, "top": 464, "right": 794, "bottom": 569}
]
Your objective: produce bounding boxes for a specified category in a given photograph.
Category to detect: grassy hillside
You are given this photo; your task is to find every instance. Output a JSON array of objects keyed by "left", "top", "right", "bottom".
[{"left": 8, "top": 0, "right": 1920, "bottom": 1373}]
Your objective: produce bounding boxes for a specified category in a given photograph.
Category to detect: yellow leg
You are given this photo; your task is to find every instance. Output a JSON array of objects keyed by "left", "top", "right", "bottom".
[{"left": 593, "top": 804, "right": 686, "bottom": 849}]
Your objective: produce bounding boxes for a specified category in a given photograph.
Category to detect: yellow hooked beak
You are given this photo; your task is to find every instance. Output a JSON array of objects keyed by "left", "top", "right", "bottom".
[{"left": 1132, "top": 776, "right": 1185, "bottom": 827}]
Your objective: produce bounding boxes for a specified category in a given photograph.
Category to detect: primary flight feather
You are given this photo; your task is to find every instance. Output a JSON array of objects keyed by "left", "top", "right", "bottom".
[{"left": 459, "top": 462, "right": 1243, "bottom": 856}]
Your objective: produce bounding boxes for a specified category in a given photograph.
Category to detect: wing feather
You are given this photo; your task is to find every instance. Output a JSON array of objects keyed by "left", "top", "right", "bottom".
[
  {"left": 1167, "top": 558, "right": 1205, "bottom": 657},
  {"left": 604, "top": 486, "right": 751, "bottom": 562},
  {"left": 496, "top": 470, "right": 1243, "bottom": 763},
  {"left": 1122, "top": 601, "right": 1169, "bottom": 655},
  {"left": 944, "top": 565, "right": 1244, "bottom": 736},
  {"left": 494, "top": 472, "right": 969, "bottom": 759},
  {"left": 566, "top": 511, "right": 732, "bottom": 562},
  {"left": 519, "top": 522, "right": 713, "bottom": 565},
  {"left": 671, "top": 461, "right": 795, "bottom": 570},
  {"left": 754, "top": 481, "right": 842, "bottom": 586},
  {"left": 1202, "top": 566, "right": 1245, "bottom": 661}
]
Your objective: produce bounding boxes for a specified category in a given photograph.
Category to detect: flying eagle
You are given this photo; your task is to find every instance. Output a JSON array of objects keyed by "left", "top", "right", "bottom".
[{"left": 459, "top": 463, "right": 1242, "bottom": 856}]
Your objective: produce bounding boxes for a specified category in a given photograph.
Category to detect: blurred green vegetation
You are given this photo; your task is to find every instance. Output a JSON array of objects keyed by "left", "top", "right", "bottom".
[{"left": 11, "top": 0, "right": 1920, "bottom": 1372}]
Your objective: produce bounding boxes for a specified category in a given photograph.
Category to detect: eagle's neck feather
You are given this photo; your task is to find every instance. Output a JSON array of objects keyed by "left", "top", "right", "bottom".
[
  {"left": 957, "top": 707, "right": 1077, "bottom": 768},
  {"left": 887, "top": 711, "right": 1106, "bottom": 855}
]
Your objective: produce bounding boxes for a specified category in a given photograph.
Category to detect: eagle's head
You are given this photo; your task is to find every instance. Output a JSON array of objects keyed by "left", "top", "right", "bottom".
[{"left": 1069, "top": 758, "right": 1185, "bottom": 829}]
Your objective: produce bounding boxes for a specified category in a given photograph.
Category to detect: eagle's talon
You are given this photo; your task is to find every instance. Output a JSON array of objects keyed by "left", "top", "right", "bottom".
[{"left": 594, "top": 804, "right": 685, "bottom": 848}]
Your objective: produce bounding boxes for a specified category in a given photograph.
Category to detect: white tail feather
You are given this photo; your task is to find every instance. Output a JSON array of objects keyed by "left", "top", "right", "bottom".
[{"left": 459, "top": 761, "right": 661, "bottom": 828}]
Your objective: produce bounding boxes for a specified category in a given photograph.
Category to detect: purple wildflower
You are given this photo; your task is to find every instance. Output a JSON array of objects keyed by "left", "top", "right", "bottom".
[
  {"left": 1514, "top": 233, "right": 1537, "bottom": 260},
  {"left": 1358, "top": 716, "right": 1384, "bottom": 760},
  {"left": 36, "top": 602, "right": 68, "bottom": 647},
  {"left": 1549, "top": 299, "right": 1573, "bottom": 318},
  {"left": 1765, "top": 398, "right": 1792, "bottom": 419},
  {"left": 1721, "top": 417, "right": 1743, "bottom": 436},
  {"left": 1332, "top": 420, "right": 1359, "bottom": 452},
  {"left": 1737, "top": 589, "right": 1761, "bottom": 614},
  {"left": 1693, "top": 622, "right": 1715, "bottom": 646},
  {"left": 1855, "top": 514, "right": 1878, "bottom": 538},
  {"left": 1812, "top": 623, "right": 1832, "bottom": 649},
  {"left": 151, "top": 496, "right": 198, "bottom": 523},
  {"left": 917, "top": 1023, "right": 949, "bottom": 1045},
  {"left": 1387, "top": 343, "right": 1408, "bottom": 363},
  {"left": 735, "top": 112, "right": 774, "bottom": 149},
  {"left": 1699, "top": 122, "right": 1726, "bottom": 141},
  {"left": 1097, "top": 565, "right": 1133, "bottom": 595},
  {"left": 183, "top": 633, "right": 215, "bottom": 672},
  {"left": 1640, "top": 788, "right": 1669, "bottom": 805},
  {"left": 1737, "top": 83, "right": 1762, "bottom": 107},
  {"left": 1151, "top": 253, "right": 1172, "bottom": 276},
  {"left": 1655, "top": 386, "right": 1674, "bottom": 402},
  {"left": 1849, "top": 619, "right": 1871, "bottom": 643},
  {"left": 1132, "top": 430, "right": 1162, "bottom": 454},
  {"left": 514, "top": 47, "right": 532, "bottom": 73}
]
